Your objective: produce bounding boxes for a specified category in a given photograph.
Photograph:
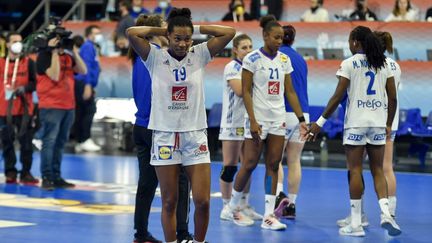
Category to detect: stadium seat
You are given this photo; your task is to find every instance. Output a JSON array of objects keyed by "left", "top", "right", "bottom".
[
  {"left": 322, "top": 106, "right": 344, "bottom": 139},
  {"left": 207, "top": 103, "right": 223, "bottom": 128},
  {"left": 410, "top": 111, "right": 432, "bottom": 168},
  {"left": 308, "top": 105, "right": 325, "bottom": 122},
  {"left": 397, "top": 108, "right": 424, "bottom": 136}
]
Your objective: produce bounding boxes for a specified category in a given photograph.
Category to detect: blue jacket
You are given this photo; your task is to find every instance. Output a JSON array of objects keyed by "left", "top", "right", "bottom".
[{"left": 75, "top": 40, "right": 100, "bottom": 87}]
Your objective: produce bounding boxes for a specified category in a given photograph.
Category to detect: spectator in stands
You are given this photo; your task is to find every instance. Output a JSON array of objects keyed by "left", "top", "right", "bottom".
[
  {"left": 73, "top": 25, "right": 102, "bottom": 153},
  {"left": 36, "top": 36, "right": 87, "bottom": 190},
  {"left": 385, "top": 0, "right": 419, "bottom": 22},
  {"left": 153, "top": 0, "right": 173, "bottom": 19},
  {"left": 426, "top": 6, "right": 432, "bottom": 22},
  {"left": 130, "top": 0, "right": 149, "bottom": 19},
  {"left": 0, "top": 34, "right": 6, "bottom": 58},
  {"left": 250, "top": 0, "right": 284, "bottom": 20},
  {"left": 300, "top": 0, "right": 329, "bottom": 22},
  {"left": 222, "top": 0, "right": 254, "bottom": 22},
  {"left": 0, "top": 32, "right": 39, "bottom": 185},
  {"left": 349, "top": 0, "right": 378, "bottom": 21},
  {"left": 115, "top": 0, "right": 135, "bottom": 55}
]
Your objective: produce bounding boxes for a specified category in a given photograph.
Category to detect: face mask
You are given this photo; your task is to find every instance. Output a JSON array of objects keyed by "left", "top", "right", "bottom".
[
  {"left": 159, "top": 1, "right": 168, "bottom": 8},
  {"left": 94, "top": 34, "right": 104, "bottom": 44},
  {"left": 235, "top": 6, "right": 244, "bottom": 15},
  {"left": 132, "top": 6, "right": 142, "bottom": 12},
  {"left": 10, "top": 42, "right": 23, "bottom": 54},
  {"left": 260, "top": 5, "right": 268, "bottom": 16}
]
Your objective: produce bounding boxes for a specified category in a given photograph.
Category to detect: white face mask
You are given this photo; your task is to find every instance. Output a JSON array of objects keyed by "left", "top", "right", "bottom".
[
  {"left": 10, "top": 42, "right": 23, "bottom": 54},
  {"left": 159, "top": 1, "right": 168, "bottom": 8},
  {"left": 94, "top": 34, "right": 104, "bottom": 44},
  {"left": 132, "top": 6, "right": 142, "bottom": 12}
]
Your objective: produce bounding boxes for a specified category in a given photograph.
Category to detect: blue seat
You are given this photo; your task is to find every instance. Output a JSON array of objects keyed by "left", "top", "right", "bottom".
[
  {"left": 322, "top": 106, "right": 344, "bottom": 139},
  {"left": 397, "top": 108, "right": 424, "bottom": 136},
  {"left": 207, "top": 103, "right": 222, "bottom": 128},
  {"left": 308, "top": 105, "right": 325, "bottom": 123},
  {"left": 410, "top": 110, "right": 432, "bottom": 168}
]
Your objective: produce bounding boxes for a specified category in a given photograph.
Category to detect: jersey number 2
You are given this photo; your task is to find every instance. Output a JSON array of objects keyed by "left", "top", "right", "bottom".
[
  {"left": 173, "top": 67, "right": 187, "bottom": 82},
  {"left": 365, "top": 71, "right": 376, "bottom": 95}
]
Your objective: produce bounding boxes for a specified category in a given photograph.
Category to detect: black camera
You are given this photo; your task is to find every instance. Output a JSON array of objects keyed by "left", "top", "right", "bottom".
[{"left": 31, "top": 16, "right": 73, "bottom": 50}]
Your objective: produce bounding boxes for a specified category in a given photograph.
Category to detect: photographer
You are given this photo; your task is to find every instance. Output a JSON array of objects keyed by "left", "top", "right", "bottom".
[
  {"left": 0, "top": 32, "right": 38, "bottom": 185},
  {"left": 36, "top": 35, "right": 87, "bottom": 190}
]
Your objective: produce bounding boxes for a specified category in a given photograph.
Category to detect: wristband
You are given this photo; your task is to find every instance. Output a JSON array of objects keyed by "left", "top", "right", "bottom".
[
  {"left": 298, "top": 116, "right": 305, "bottom": 123},
  {"left": 316, "top": 116, "right": 327, "bottom": 127},
  {"left": 193, "top": 25, "right": 201, "bottom": 34}
]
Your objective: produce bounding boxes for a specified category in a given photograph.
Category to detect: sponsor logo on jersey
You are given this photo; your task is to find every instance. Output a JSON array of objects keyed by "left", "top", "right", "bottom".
[
  {"left": 357, "top": 99, "right": 383, "bottom": 111},
  {"left": 236, "top": 127, "right": 244, "bottom": 136},
  {"left": 347, "top": 134, "right": 363, "bottom": 141},
  {"left": 158, "top": 146, "right": 173, "bottom": 160},
  {"left": 281, "top": 122, "right": 286, "bottom": 128},
  {"left": 248, "top": 52, "right": 261, "bottom": 62},
  {"left": 268, "top": 81, "right": 280, "bottom": 95},
  {"left": 172, "top": 86, "right": 187, "bottom": 101},
  {"left": 373, "top": 133, "right": 386, "bottom": 141},
  {"left": 234, "top": 62, "right": 241, "bottom": 71},
  {"left": 280, "top": 54, "right": 288, "bottom": 63},
  {"left": 194, "top": 143, "right": 208, "bottom": 156}
]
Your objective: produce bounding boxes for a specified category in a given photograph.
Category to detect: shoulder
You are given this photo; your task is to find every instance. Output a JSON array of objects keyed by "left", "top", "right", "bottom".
[
  {"left": 225, "top": 60, "right": 241, "bottom": 72},
  {"left": 278, "top": 52, "right": 290, "bottom": 64},
  {"left": 245, "top": 50, "right": 261, "bottom": 63}
]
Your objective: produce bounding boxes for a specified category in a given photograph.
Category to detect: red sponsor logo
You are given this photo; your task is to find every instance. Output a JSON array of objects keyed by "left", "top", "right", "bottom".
[
  {"left": 268, "top": 81, "right": 280, "bottom": 95},
  {"left": 172, "top": 86, "right": 187, "bottom": 101},
  {"left": 194, "top": 143, "right": 208, "bottom": 156}
]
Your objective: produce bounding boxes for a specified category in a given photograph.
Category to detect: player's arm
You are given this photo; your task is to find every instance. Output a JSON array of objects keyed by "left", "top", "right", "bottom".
[
  {"left": 228, "top": 79, "right": 242, "bottom": 97},
  {"left": 242, "top": 69, "right": 261, "bottom": 142},
  {"left": 199, "top": 25, "right": 236, "bottom": 57},
  {"left": 126, "top": 26, "right": 167, "bottom": 61},
  {"left": 284, "top": 73, "right": 304, "bottom": 119},
  {"left": 385, "top": 76, "right": 397, "bottom": 131}
]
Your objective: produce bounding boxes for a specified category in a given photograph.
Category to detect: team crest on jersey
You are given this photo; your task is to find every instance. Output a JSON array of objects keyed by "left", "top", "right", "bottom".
[
  {"left": 172, "top": 86, "right": 187, "bottom": 101},
  {"left": 236, "top": 127, "right": 244, "bottom": 136},
  {"left": 280, "top": 54, "right": 288, "bottom": 63},
  {"left": 268, "top": 81, "right": 280, "bottom": 95},
  {"left": 234, "top": 63, "right": 241, "bottom": 71},
  {"left": 158, "top": 146, "right": 173, "bottom": 160},
  {"left": 248, "top": 52, "right": 261, "bottom": 63}
]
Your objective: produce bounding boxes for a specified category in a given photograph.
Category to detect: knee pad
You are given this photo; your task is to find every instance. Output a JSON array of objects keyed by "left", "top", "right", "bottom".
[{"left": 220, "top": 166, "right": 238, "bottom": 183}]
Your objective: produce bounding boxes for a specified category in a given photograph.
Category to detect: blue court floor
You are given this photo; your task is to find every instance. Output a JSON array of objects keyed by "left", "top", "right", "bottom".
[{"left": 0, "top": 153, "right": 431, "bottom": 243}]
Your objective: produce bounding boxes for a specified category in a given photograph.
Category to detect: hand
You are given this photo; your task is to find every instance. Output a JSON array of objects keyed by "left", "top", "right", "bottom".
[
  {"left": 250, "top": 120, "right": 262, "bottom": 144},
  {"left": 305, "top": 122, "right": 321, "bottom": 142},
  {"left": 15, "top": 86, "right": 26, "bottom": 96},
  {"left": 298, "top": 122, "right": 308, "bottom": 141},
  {"left": 82, "top": 84, "right": 93, "bottom": 100},
  {"left": 48, "top": 37, "right": 60, "bottom": 48}
]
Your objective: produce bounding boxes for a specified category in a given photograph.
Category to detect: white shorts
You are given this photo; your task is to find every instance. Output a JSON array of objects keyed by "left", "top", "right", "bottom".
[
  {"left": 285, "top": 112, "right": 310, "bottom": 143},
  {"left": 150, "top": 129, "right": 211, "bottom": 166},
  {"left": 218, "top": 127, "right": 245, "bottom": 141},
  {"left": 244, "top": 119, "right": 286, "bottom": 140},
  {"left": 390, "top": 130, "right": 397, "bottom": 142},
  {"left": 343, "top": 127, "right": 387, "bottom": 146}
]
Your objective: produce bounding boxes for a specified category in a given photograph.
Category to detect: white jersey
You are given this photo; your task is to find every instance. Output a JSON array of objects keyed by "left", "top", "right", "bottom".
[
  {"left": 336, "top": 53, "right": 394, "bottom": 128},
  {"left": 145, "top": 42, "right": 211, "bottom": 132},
  {"left": 220, "top": 59, "right": 245, "bottom": 128},
  {"left": 242, "top": 48, "right": 293, "bottom": 122},
  {"left": 386, "top": 57, "right": 401, "bottom": 131}
]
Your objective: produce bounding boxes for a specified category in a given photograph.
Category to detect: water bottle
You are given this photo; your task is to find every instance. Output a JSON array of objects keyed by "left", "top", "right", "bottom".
[{"left": 320, "top": 136, "right": 328, "bottom": 163}]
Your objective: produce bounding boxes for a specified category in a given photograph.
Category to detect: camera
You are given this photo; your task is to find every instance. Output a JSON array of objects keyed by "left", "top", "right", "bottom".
[{"left": 30, "top": 16, "right": 73, "bottom": 50}]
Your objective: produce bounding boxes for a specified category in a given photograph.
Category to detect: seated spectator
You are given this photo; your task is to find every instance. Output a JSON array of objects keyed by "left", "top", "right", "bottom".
[
  {"left": 222, "top": 0, "right": 253, "bottom": 22},
  {"left": 153, "top": 0, "right": 173, "bottom": 19},
  {"left": 114, "top": 0, "right": 135, "bottom": 55},
  {"left": 300, "top": 0, "right": 329, "bottom": 22},
  {"left": 130, "top": 0, "right": 149, "bottom": 19},
  {"left": 385, "top": 0, "right": 419, "bottom": 22},
  {"left": 426, "top": 6, "right": 432, "bottom": 22},
  {"left": 250, "top": 0, "right": 284, "bottom": 20},
  {"left": 349, "top": 0, "right": 378, "bottom": 21}
]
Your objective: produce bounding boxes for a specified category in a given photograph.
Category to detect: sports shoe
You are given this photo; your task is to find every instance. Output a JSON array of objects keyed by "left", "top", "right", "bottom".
[
  {"left": 75, "top": 139, "right": 101, "bottom": 152},
  {"left": 261, "top": 214, "right": 287, "bottom": 231},
  {"left": 5, "top": 171, "right": 18, "bottom": 184},
  {"left": 19, "top": 172, "right": 39, "bottom": 185},
  {"left": 220, "top": 204, "right": 233, "bottom": 221},
  {"left": 281, "top": 203, "right": 296, "bottom": 219},
  {"left": 231, "top": 207, "right": 254, "bottom": 226},
  {"left": 243, "top": 205, "right": 263, "bottom": 221},
  {"left": 337, "top": 214, "right": 369, "bottom": 227},
  {"left": 274, "top": 192, "right": 290, "bottom": 218},
  {"left": 133, "top": 234, "right": 162, "bottom": 243},
  {"left": 32, "top": 139, "right": 42, "bottom": 151},
  {"left": 381, "top": 214, "right": 402, "bottom": 236},
  {"left": 41, "top": 179, "right": 55, "bottom": 190},
  {"left": 339, "top": 224, "right": 365, "bottom": 237},
  {"left": 53, "top": 178, "right": 75, "bottom": 188}
]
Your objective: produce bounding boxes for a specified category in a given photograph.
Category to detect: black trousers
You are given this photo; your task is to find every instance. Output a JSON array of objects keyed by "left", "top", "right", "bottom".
[
  {"left": 133, "top": 125, "right": 190, "bottom": 240},
  {"left": 0, "top": 116, "right": 33, "bottom": 174},
  {"left": 73, "top": 88, "right": 96, "bottom": 143}
]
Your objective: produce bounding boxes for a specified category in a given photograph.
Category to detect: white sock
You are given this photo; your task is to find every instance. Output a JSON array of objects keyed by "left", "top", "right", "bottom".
[
  {"left": 350, "top": 199, "right": 362, "bottom": 228},
  {"left": 264, "top": 194, "right": 276, "bottom": 216},
  {"left": 222, "top": 198, "right": 230, "bottom": 206},
  {"left": 388, "top": 196, "right": 397, "bottom": 216},
  {"left": 288, "top": 193, "right": 297, "bottom": 204},
  {"left": 229, "top": 189, "right": 243, "bottom": 210},
  {"left": 240, "top": 193, "right": 250, "bottom": 207},
  {"left": 166, "top": 241, "right": 177, "bottom": 243},
  {"left": 379, "top": 198, "right": 392, "bottom": 218},
  {"left": 276, "top": 182, "right": 284, "bottom": 195},
  {"left": 193, "top": 240, "right": 204, "bottom": 243}
]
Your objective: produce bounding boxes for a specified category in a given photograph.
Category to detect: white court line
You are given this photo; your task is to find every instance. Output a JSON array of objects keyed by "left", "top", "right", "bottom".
[{"left": 0, "top": 220, "right": 35, "bottom": 228}]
